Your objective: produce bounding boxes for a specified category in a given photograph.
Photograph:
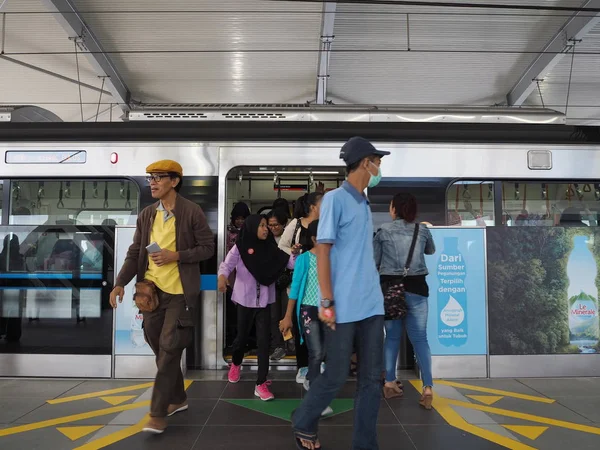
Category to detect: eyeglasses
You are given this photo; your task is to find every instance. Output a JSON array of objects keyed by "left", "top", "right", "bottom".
[{"left": 146, "top": 174, "right": 169, "bottom": 183}]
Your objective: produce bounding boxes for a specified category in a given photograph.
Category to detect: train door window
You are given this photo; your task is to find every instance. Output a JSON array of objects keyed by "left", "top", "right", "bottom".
[
  {"left": 0, "top": 225, "right": 113, "bottom": 355},
  {"left": 500, "top": 181, "right": 600, "bottom": 226},
  {"left": 8, "top": 180, "right": 139, "bottom": 226},
  {"left": 447, "top": 181, "right": 495, "bottom": 226},
  {"left": 0, "top": 181, "right": 3, "bottom": 223}
]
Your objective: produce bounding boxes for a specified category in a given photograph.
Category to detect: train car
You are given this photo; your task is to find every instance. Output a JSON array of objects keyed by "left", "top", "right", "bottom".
[{"left": 1, "top": 119, "right": 600, "bottom": 379}]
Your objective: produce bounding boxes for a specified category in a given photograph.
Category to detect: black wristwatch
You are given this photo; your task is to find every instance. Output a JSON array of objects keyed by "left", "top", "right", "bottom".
[{"left": 321, "top": 298, "right": 335, "bottom": 308}]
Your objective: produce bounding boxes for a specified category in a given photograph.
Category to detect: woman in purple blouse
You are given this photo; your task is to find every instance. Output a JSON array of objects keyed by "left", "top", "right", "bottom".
[{"left": 218, "top": 214, "right": 297, "bottom": 401}]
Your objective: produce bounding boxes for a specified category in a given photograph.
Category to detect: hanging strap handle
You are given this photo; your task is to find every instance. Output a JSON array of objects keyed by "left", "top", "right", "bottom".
[
  {"left": 103, "top": 181, "right": 109, "bottom": 209},
  {"left": 403, "top": 223, "right": 420, "bottom": 277},
  {"left": 57, "top": 182, "right": 65, "bottom": 208},
  {"left": 81, "top": 182, "right": 87, "bottom": 209},
  {"left": 479, "top": 184, "right": 484, "bottom": 216},
  {"left": 455, "top": 185, "right": 460, "bottom": 212},
  {"left": 125, "top": 183, "right": 132, "bottom": 208}
]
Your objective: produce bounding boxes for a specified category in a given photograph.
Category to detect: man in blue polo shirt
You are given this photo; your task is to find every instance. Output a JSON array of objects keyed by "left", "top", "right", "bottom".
[{"left": 292, "top": 137, "right": 389, "bottom": 450}]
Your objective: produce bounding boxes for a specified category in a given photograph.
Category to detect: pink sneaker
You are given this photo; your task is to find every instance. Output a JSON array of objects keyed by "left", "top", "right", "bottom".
[
  {"left": 254, "top": 381, "right": 274, "bottom": 401},
  {"left": 228, "top": 363, "right": 241, "bottom": 383}
]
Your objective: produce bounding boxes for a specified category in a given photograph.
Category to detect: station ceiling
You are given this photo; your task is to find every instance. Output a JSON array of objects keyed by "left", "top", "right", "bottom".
[{"left": 1, "top": 0, "right": 600, "bottom": 124}]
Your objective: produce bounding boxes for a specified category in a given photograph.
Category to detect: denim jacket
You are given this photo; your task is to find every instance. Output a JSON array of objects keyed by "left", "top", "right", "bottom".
[{"left": 373, "top": 220, "right": 435, "bottom": 276}]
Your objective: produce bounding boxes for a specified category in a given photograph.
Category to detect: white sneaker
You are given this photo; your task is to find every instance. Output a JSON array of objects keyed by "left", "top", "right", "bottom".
[
  {"left": 303, "top": 379, "right": 310, "bottom": 391},
  {"left": 321, "top": 406, "right": 333, "bottom": 416},
  {"left": 296, "top": 367, "right": 308, "bottom": 384}
]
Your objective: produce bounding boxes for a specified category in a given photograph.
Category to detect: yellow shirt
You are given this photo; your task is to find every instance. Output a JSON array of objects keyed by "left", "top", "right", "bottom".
[{"left": 144, "top": 208, "right": 184, "bottom": 295}]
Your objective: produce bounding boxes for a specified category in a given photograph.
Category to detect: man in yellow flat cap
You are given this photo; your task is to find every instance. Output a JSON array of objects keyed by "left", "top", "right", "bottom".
[{"left": 110, "top": 159, "right": 214, "bottom": 434}]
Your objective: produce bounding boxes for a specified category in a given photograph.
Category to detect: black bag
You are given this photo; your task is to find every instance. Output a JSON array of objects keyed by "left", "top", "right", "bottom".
[
  {"left": 382, "top": 224, "right": 420, "bottom": 320},
  {"left": 276, "top": 219, "right": 302, "bottom": 290}
]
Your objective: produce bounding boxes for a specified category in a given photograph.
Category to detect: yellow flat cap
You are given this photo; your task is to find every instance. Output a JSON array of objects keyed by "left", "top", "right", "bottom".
[{"left": 146, "top": 160, "right": 183, "bottom": 176}]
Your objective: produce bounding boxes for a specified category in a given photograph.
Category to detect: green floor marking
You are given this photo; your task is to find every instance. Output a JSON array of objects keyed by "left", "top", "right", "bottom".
[{"left": 224, "top": 398, "right": 355, "bottom": 422}]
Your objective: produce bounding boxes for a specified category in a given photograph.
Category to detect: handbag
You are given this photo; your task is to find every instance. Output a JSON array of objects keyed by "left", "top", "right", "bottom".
[
  {"left": 133, "top": 280, "right": 160, "bottom": 312},
  {"left": 382, "top": 223, "right": 420, "bottom": 320},
  {"left": 276, "top": 219, "right": 302, "bottom": 290}
]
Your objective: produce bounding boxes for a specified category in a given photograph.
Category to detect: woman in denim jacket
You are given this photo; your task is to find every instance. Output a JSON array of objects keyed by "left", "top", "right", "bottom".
[{"left": 374, "top": 193, "right": 436, "bottom": 408}]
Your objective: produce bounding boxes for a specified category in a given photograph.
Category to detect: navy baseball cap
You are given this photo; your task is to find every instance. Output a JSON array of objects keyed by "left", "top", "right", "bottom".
[{"left": 339, "top": 137, "right": 390, "bottom": 166}]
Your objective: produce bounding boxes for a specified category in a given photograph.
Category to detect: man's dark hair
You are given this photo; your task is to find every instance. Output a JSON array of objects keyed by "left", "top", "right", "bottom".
[
  {"left": 169, "top": 172, "right": 183, "bottom": 193},
  {"left": 268, "top": 208, "right": 288, "bottom": 227},
  {"left": 345, "top": 155, "right": 376, "bottom": 176}
]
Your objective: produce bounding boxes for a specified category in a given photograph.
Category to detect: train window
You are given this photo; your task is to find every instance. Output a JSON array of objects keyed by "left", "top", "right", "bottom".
[
  {"left": 8, "top": 180, "right": 139, "bottom": 226},
  {"left": 369, "top": 179, "right": 451, "bottom": 230},
  {"left": 447, "top": 181, "right": 495, "bottom": 226},
  {"left": 0, "top": 225, "right": 112, "bottom": 354},
  {"left": 500, "top": 181, "right": 600, "bottom": 227},
  {"left": 0, "top": 181, "right": 3, "bottom": 223}
]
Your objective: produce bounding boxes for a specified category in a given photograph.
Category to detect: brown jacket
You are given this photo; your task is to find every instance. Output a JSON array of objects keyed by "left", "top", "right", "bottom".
[{"left": 115, "top": 194, "right": 215, "bottom": 308}]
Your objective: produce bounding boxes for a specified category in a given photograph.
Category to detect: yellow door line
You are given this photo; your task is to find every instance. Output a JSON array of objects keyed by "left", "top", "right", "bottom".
[
  {"left": 432, "top": 398, "right": 538, "bottom": 450},
  {"left": 73, "top": 380, "right": 193, "bottom": 449},
  {"left": 0, "top": 401, "right": 150, "bottom": 437},
  {"left": 72, "top": 413, "right": 149, "bottom": 450},
  {"left": 435, "top": 380, "right": 555, "bottom": 404},
  {"left": 48, "top": 382, "right": 154, "bottom": 404},
  {"left": 445, "top": 398, "right": 600, "bottom": 435}
]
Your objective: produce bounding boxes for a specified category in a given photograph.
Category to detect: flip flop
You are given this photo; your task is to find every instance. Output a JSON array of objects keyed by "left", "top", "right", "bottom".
[{"left": 294, "top": 430, "right": 322, "bottom": 450}]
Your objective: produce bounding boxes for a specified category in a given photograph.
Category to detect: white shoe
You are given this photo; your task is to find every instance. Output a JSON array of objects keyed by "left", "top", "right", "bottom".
[
  {"left": 296, "top": 367, "right": 308, "bottom": 384},
  {"left": 321, "top": 406, "right": 333, "bottom": 416},
  {"left": 303, "top": 379, "right": 310, "bottom": 391}
]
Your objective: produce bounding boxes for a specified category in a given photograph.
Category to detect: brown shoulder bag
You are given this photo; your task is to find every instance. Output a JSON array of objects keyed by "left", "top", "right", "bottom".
[{"left": 134, "top": 280, "right": 159, "bottom": 312}]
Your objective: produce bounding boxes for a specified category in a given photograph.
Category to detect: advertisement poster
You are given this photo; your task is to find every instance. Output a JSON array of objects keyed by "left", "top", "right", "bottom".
[
  {"left": 488, "top": 227, "right": 600, "bottom": 355},
  {"left": 424, "top": 227, "right": 487, "bottom": 356},
  {"left": 114, "top": 227, "right": 154, "bottom": 356}
]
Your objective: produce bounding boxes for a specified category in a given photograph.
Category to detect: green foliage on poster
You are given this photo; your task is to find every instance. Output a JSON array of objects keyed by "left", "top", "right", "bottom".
[
  {"left": 488, "top": 227, "right": 571, "bottom": 354},
  {"left": 488, "top": 226, "right": 600, "bottom": 355}
]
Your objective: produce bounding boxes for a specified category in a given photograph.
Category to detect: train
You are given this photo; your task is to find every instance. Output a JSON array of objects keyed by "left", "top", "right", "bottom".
[{"left": 1, "top": 119, "right": 600, "bottom": 379}]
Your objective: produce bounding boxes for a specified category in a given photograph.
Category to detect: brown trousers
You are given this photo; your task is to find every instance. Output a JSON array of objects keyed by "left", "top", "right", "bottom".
[{"left": 142, "top": 290, "right": 194, "bottom": 417}]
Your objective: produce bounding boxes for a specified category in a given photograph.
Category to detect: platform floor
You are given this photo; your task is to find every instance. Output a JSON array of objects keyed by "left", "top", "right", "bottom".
[{"left": 0, "top": 372, "right": 599, "bottom": 449}]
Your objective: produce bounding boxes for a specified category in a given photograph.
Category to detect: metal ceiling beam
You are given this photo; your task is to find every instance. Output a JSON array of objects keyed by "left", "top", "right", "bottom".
[
  {"left": 507, "top": 0, "right": 600, "bottom": 106},
  {"left": 41, "top": 0, "right": 131, "bottom": 113},
  {"left": 315, "top": 2, "right": 337, "bottom": 105},
  {"left": 0, "top": 55, "right": 112, "bottom": 96}
]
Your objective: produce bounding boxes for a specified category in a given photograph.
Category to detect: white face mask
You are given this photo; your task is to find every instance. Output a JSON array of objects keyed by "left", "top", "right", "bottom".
[{"left": 367, "top": 161, "right": 382, "bottom": 188}]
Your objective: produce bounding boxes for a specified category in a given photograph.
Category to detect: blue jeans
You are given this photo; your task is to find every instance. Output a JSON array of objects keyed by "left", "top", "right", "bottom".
[
  {"left": 292, "top": 314, "right": 384, "bottom": 450},
  {"left": 300, "top": 305, "right": 325, "bottom": 385},
  {"left": 384, "top": 292, "right": 433, "bottom": 387}
]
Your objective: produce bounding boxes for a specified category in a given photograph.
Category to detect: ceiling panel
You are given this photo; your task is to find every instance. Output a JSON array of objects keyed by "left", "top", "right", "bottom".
[
  {"left": 1, "top": 0, "right": 599, "bottom": 123},
  {"left": 329, "top": 52, "right": 529, "bottom": 105}
]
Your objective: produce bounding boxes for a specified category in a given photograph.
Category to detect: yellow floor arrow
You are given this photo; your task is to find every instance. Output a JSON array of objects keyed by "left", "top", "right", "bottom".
[
  {"left": 467, "top": 395, "right": 504, "bottom": 406},
  {"left": 99, "top": 395, "right": 137, "bottom": 406},
  {"left": 57, "top": 426, "right": 103, "bottom": 441},
  {"left": 503, "top": 425, "right": 549, "bottom": 440}
]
